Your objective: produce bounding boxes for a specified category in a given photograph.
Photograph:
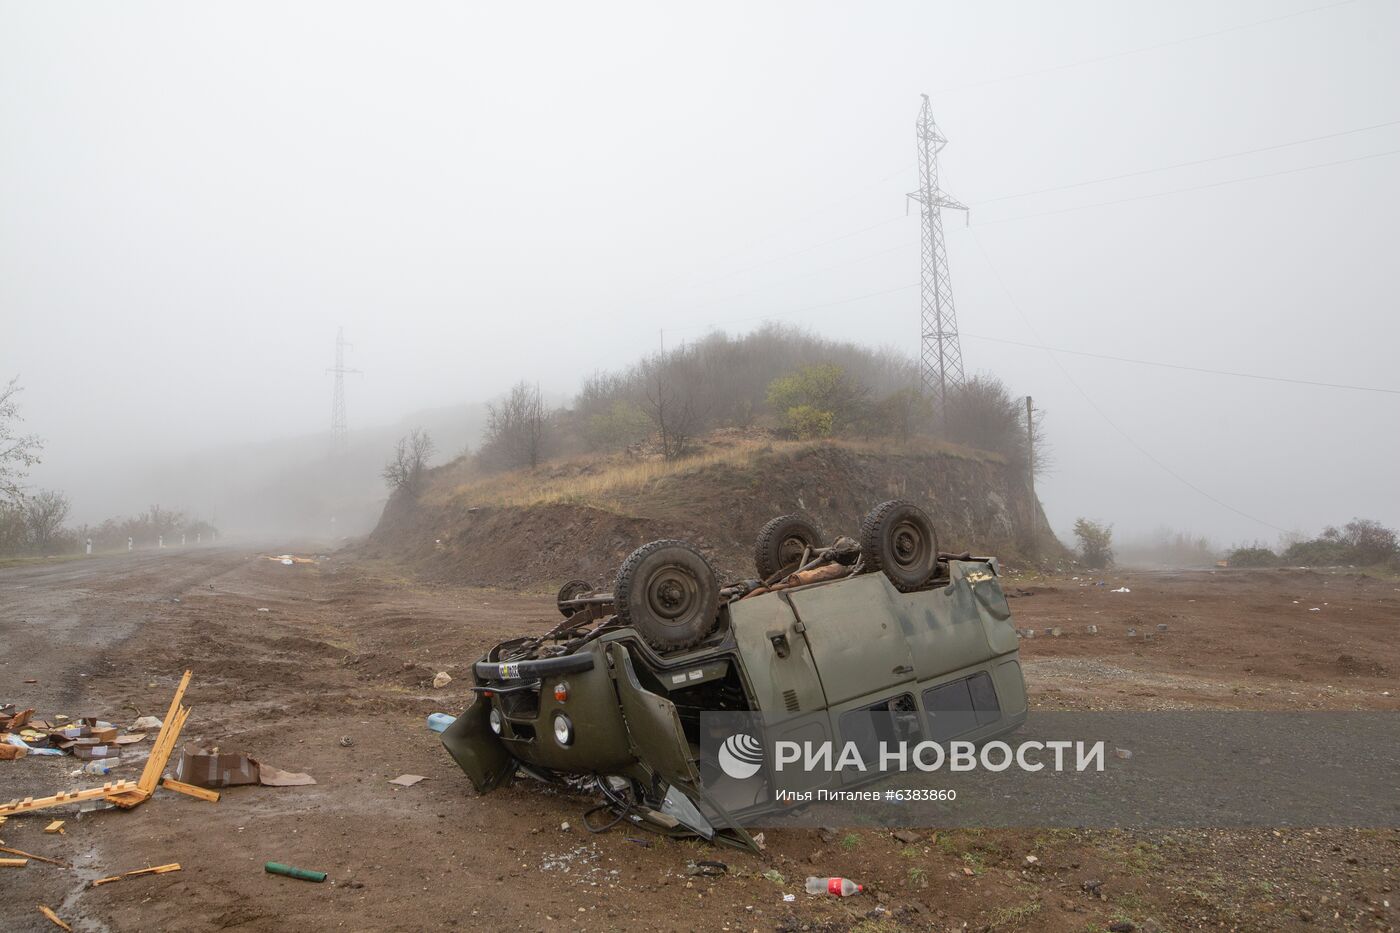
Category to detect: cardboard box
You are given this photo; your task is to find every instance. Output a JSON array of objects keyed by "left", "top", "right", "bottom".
[{"left": 175, "top": 746, "right": 260, "bottom": 788}]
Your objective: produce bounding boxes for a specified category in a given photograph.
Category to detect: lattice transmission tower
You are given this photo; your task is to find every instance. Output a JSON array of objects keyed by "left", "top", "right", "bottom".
[
  {"left": 907, "top": 94, "right": 968, "bottom": 419},
  {"left": 327, "top": 327, "right": 360, "bottom": 457}
]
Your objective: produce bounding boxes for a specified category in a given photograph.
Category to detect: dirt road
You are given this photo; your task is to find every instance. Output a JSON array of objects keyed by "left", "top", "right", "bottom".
[{"left": 2, "top": 552, "right": 1396, "bottom": 931}]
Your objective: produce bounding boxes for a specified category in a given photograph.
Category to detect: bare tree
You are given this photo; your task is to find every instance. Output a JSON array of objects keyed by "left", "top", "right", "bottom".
[
  {"left": 24, "top": 489, "right": 70, "bottom": 552},
  {"left": 0, "top": 378, "right": 43, "bottom": 504},
  {"left": 483, "top": 382, "right": 547, "bottom": 469},
  {"left": 641, "top": 353, "right": 704, "bottom": 460},
  {"left": 383, "top": 429, "right": 435, "bottom": 492}
]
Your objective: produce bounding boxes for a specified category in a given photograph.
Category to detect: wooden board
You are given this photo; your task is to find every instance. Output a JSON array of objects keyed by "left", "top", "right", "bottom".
[
  {"left": 38, "top": 905, "right": 72, "bottom": 931},
  {"left": 0, "top": 781, "right": 139, "bottom": 817},
  {"left": 161, "top": 778, "right": 220, "bottom": 802},
  {"left": 44, "top": 820, "right": 65, "bottom": 834},
  {"left": 91, "top": 862, "right": 181, "bottom": 886},
  {"left": 0, "top": 857, "right": 29, "bottom": 867},
  {"left": 0, "top": 844, "right": 68, "bottom": 867}
]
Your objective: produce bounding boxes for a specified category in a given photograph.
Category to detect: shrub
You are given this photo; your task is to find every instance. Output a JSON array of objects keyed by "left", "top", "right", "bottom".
[
  {"left": 1073, "top": 518, "right": 1114, "bottom": 568},
  {"left": 1227, "top": 546, "right": 1278, "bottom": 568}
]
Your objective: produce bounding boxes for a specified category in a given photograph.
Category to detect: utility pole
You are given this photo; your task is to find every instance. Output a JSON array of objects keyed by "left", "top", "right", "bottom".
[
  {"left": 1025, "top": 395, "right": 1037, "bottom": 543},
  {"left": 326, "top": 327, "right": 361, "bottom": 458},
  {"left": 908, "top": 94, "right": 968, "bottom": 424}
]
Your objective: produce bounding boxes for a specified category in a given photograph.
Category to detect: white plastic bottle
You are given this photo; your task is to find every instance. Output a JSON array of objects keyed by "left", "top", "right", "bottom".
[
  {"left": 806, "top": 876, "right": 862, "bottom": 896},
  {"left": 80, "top": 757, "right": 120, "bottom": 776}
]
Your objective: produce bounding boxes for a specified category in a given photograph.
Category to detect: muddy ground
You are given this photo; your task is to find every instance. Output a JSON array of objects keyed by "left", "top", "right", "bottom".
[{"left": 1, "top": 550, "right": 1397, "bottom": 931}]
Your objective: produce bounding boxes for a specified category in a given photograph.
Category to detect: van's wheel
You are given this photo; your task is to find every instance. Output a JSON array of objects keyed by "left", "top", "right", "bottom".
[
  {"left": 753, "top": 514, "right": 824, "bottom": 580},
  {"left": 556, "top": 579, "right": 593, "bottom": 617},
  {"left": 615, "top": 540, "right": 720, "bottom": 652},
  {"left": 859, "top": 500, "right": 939, "bottom": 592}
]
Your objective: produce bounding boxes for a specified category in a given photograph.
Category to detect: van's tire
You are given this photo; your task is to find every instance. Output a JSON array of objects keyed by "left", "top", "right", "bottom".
[
  {"left": 859, "top": 500, "right": 939, "bottom": 592},
  {"left": 556, "top": 579, "right": 593, "bottom": 617},
  {"left": 615, "top": 540, "right": 720, "bottom": 652},
  {"left": 753, "top": 514, "right": 824, "bottom": 580}
]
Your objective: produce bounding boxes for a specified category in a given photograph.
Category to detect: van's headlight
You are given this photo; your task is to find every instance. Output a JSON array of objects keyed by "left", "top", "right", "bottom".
[
  {"left": 489, "top": 708, "right": 503, "bottom": 735},
  {"left": 553, "top": 713, "right": 573, "bottom": 746}
]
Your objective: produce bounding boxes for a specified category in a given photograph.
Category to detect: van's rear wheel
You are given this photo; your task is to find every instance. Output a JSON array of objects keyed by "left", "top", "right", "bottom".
[
  {"left": 615, "top": 540, "right": 720, "bottom": 652},
  {"left": 753, "top": 514, "right": 824, "bottom": 580},
  {"left": 859, "top": 500, "right": 939, "bottom": 592},
  {"left": 556, "top": 579, "right": 593, "bottom": 617}
]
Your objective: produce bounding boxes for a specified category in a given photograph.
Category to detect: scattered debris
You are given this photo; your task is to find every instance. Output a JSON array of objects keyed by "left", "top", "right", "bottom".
[
  {"left": 91, "top": 863, "right": 182, "bottom": 886},
  {"left": 389, "top": 774, "right": 426, "bottom": 787},
  {"left": 131, "top": 716, "right": 163, "bottom": 731},
  {"left": 891, "top": 829, "right": 922, "bottom": 844},
  {"left": 339, "top": 736, "right": 354, "bottom": 748},
  {"left": 37, "top": 905, "right": 71, "bottom": 931},
  {"left": 427, "top": 713, "right": 456, "bottom": 733},
  {"left": 432, "top": 671, "right": 452, "bottom": 689},
  {"left": 264, "top": 861, "right": 326, "bottom": 882},
  {"left": 1085, "top": 624, "right": 1098, "bottom": 634},
  {"left": 263, "top": 554, "right": 317, "bottom": 565},
  {"left": 687, "top": 859, "right": 727, "bottom": 876},
  {"left": 1081, "top": 879, "right": 1104, "bottom": 897},
  {"left": 1111, "top": 587, "right": 1131, "bottom": 593},
  {"left": 1156, "top": 623, "right": 1168, "bottom": 632},
  {"left": 1115, "top": 748, "right": 1133, "bottom": 760}
]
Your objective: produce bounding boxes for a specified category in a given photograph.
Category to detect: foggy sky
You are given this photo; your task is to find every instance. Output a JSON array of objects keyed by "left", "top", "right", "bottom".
[{"left": 3, "top": 0, "right": 1397, "bottom": 546}]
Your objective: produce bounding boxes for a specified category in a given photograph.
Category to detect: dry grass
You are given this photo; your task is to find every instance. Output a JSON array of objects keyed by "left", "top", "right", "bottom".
[{"left": 427, "top": 436, "right": 994, "bottom": 512}]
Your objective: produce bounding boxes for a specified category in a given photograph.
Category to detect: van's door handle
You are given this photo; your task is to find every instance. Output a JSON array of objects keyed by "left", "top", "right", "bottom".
[{"left": 893, "top": 664, "right": 913, "bottom": 675}]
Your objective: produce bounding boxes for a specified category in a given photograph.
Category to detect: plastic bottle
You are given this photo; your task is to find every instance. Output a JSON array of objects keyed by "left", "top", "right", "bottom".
[
  {"left": 806, "top": 876, "right": 862, "bottom": 896},
  {"left": 80, "top": 757, "right": 120, "bottom": 776},
  {"left": 427, "top": 713, "right": 457, "bottom": 733}
]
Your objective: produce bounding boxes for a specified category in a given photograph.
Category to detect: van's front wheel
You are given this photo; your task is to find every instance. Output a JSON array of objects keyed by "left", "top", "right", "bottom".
[{"left": 615, "top": 540, "right": 720, "bottom": 652}]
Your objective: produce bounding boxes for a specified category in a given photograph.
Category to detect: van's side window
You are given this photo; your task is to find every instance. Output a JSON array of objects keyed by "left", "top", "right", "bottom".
[
  {"left": 923, "top": 672, "right": 1000, "bottom": 741},
  {"left": 839, "top": 693, "right": 921, "bottom": 766}
]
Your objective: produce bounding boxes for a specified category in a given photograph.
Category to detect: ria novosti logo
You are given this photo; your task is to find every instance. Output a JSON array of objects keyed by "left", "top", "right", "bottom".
[{"left": 717, "top": 733, "right": 764, "bottom": 779}]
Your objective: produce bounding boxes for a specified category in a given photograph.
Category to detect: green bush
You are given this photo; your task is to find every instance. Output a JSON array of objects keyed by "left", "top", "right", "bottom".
[{"left": 1227, "top": 546, "right": 1278, "bottom": 568}]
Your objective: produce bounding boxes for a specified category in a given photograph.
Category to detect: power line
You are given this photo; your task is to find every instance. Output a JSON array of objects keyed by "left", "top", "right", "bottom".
[
  {"left": 966, "top": 229, "right": 1288, "bottom": 533},
  {"left": 932, "top": 0, "right": 1362, "bottom": 95},
  {"left": 974, "top": 146, "right": 1400, "bottom": 225},
  {"left": 962, "top": 333, "right": 1400, "bottom": 396},
  {"left": 974, "top": 118, "right": 1400, "bottom": 205}
]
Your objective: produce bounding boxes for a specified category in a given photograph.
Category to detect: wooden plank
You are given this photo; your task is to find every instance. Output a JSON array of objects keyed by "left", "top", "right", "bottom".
[
  {"left": 0, "top": 857, "right": 29, "bottom": 867},
  {"left": 37, "top": 905, "right": 72, "bottom": 931},
  {"left": 90, "top": 862, "right": 181, "bottom": 886},
  {"left": 44, "top": 820, "right": 65, "bottom": 834},
  {"left": 0, "top": 840, "right": 67, "bottom": 862},
  {"left": 0, "top": 844, "right": 69, "bottom": 867},
  {"left": 138, "top": 703, "right": 190, "bottom": 797},
  {"left": 137, "top": 671, "right": 191, "bottom": 795},
  {"left": 161, "top": 777, "right": 219, "bottom": 803},
  {"left": 0, "top": 781, "right": 139, "bottom": 817}
]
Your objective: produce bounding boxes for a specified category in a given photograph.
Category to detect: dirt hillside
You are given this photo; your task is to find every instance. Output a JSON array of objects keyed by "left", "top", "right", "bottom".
[{"left": 363, "top": 438, "right": 1060, "bottom": 589}]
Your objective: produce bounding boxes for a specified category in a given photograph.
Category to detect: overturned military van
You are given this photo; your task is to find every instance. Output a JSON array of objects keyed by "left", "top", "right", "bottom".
[{"left": 442, "top": 500, "right": 1027, "bottom": 848}]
